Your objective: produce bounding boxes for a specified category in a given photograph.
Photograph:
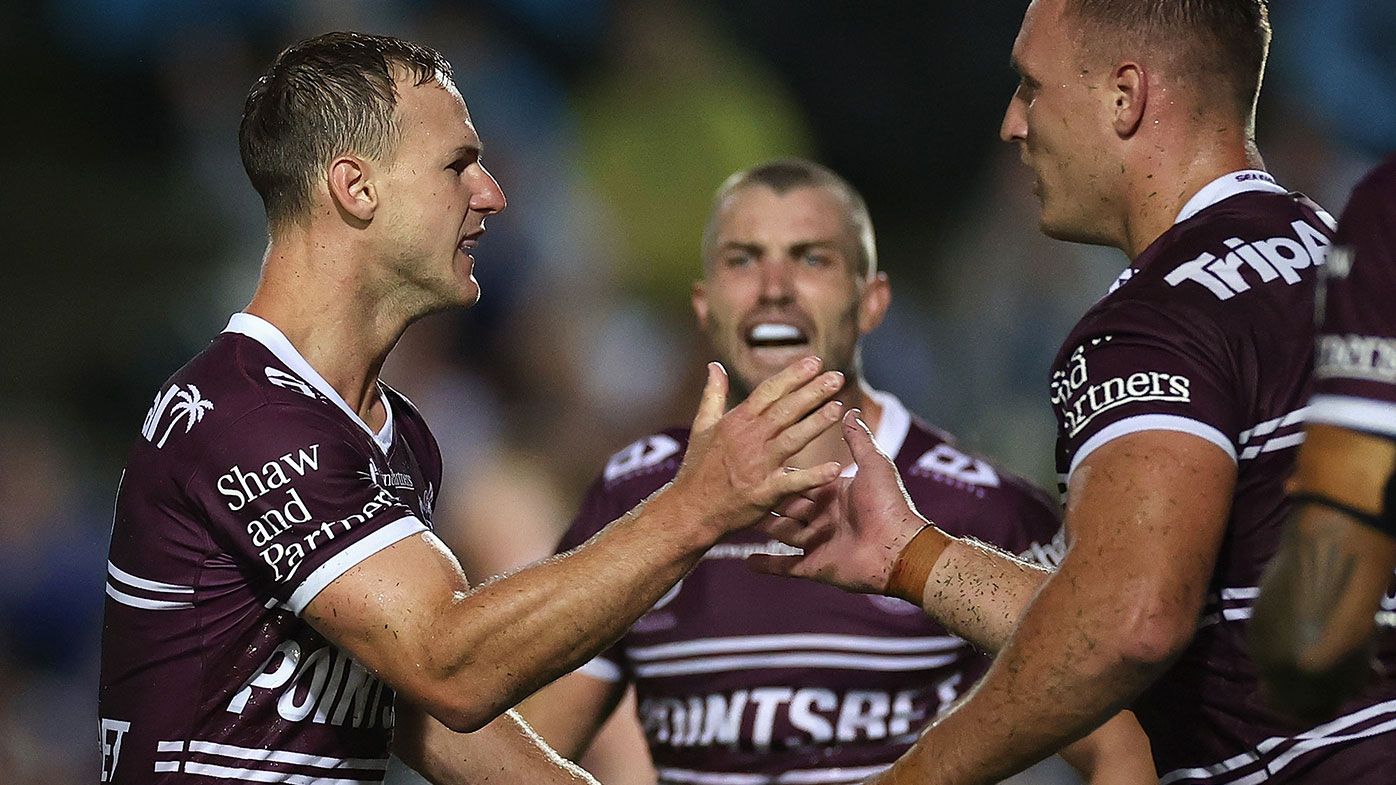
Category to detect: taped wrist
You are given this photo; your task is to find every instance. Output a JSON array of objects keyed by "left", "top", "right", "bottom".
[
  {"left": 1291, "top": 489, "right": 1396, "bottom": 541},
  {"left": 886, "top": 525, "right": 950, "bottom": 604}
]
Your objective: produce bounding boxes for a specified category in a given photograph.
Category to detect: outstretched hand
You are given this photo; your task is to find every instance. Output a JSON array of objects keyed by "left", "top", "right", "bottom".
[
  {"left": 667, "top": 358, "right": 848, "bottom": 539},
  {"left": 747, "top": 410, "right": 934, "bottom": 595}
]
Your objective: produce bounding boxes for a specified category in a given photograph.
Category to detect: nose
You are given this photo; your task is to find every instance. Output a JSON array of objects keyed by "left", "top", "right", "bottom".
[
  {"left": 1000, "top": 94, "right": 1027, "bottom": 144},
  {"left": 470, "top": 164, "right": 507, "bottom": 215},
  {"left": 758, "top": 258, "right": 795, "bottom": 303}
]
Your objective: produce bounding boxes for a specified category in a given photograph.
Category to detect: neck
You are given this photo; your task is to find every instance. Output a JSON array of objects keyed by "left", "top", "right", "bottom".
[
  {"left": 244, "top": 231, "right": 411, "bottom": 427},
  {"left": 1117, "top": 118, "right": 1262, "bottom": 260},
  {"left": 788, "top": 379, "right": 884, "bottom": 471}
]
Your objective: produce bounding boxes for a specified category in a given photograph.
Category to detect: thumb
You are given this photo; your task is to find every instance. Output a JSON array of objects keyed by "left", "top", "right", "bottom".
[
  {"left": 843, "top": 409, "right": 893, "bottom": 470},
  {"left": 691, "top": 362, "right": 729, "bottom": 434}
]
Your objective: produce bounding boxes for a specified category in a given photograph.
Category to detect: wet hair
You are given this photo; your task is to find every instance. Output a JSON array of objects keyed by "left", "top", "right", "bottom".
[
  {"left": 702, "top": 158, "right": 878, "bottom": 277},
  {"left": 239, "top": 31, "right": 455, "bottom": 230},
  {"left": 1064, "top": 0, "right": 1271, "bottom": 121}
]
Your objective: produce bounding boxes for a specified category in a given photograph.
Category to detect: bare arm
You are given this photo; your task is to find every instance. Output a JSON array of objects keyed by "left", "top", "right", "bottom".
[
  {"left": 1250, "top": 423, "right": 1396, "bottom": 721},
  {"left": 517, "top": 672, "right": 627, "bottom": 760},
  {"left": 307, "top": 359, "right": 846, "bottom": 732},
  {"left": 393, "top": 703, "right": 596, "bottom": 785},
  {"left": 752, "top": 413, "right": 1167, "bottom": 783},
  {"left": 872, "top": 431, "right": 1233, "bottom": 785}
]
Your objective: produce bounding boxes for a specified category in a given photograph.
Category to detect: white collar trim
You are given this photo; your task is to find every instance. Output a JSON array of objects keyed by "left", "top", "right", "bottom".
[
  {"left": 841, "top": 389, "right": 913, "bottom": 477},
  {"left": 223, "top": 313, "right": 394, "bottom": 453},
  {"left": 1174, "top": 170, "right": 1287, "bottom": 225}
]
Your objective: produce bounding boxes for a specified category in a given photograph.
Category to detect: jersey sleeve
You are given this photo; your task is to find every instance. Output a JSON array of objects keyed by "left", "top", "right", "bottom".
[
  {"left": 1310, "top": 163, "right": 1396, "bottom": 437},
  {"left": 556, "top": 475, "right": 635, "bottom": 683},
  {"left": 184, "top": 403, "right": 427, "bottom": 615},
  {"left": 1053, "top": 297, "right": 1241, "bottom": 482}
]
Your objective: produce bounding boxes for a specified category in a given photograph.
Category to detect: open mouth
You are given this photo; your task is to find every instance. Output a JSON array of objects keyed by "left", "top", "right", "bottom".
[{"left": 746, "top": 322, "right": 809, "bottom": 349}]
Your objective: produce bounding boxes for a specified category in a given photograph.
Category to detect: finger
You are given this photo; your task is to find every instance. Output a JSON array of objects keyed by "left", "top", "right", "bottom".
[
  {"left": 767, "top": 461, "right": 844, "bottom": 499},
  {"left": 843, "top": 409, "right": 896, "bottom": 469},
  {"left": 690, "top": 362, "right": 729, "bottom": 435},
  {"left": 773, "top": 495, "right": 819, "bottom": 522},
  {"left": 746, "top": 553, "right": 806, "bottom": 578},
  {"left": 770, "top": 399, "right": 846, "bottom": 461},
  {"left": 757, "top": 514, "right": 812, "bottom": 545},
  {"left": 760, "top": 371, "right": 846, "bottom": 434},
  {"left": 742, "top": 356, "right": 824, "bottom": 415}
]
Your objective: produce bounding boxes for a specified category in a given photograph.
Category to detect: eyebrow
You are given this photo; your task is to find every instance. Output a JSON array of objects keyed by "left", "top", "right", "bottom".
[
  {"left": 1010, "top": 56, "right": 1040, "bottom": 87},
  {"left": 717, "top": 239, "right": 842, "bottom": 254},
  {"left": 448, "top": 142, "right": 483, "bottom": 160}
]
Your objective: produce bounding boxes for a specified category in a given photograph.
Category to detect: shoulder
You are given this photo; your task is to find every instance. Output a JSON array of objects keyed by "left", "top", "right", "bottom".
[{"left": 1125, "top": 191, "right": 1333, "bottom": 311}]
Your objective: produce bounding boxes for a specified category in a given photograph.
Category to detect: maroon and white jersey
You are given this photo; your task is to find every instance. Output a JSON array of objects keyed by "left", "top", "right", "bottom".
[
  {"left": 1051, "top": 171, "right": 1396, "bottom": 782},
  {"left": 559, "top": 392, "right": 1063, "bottom": 785},
  {"left": 1310, "top": 156, "right": 1396, "bottom": 439},
  {"left": 99, "top": 313, "right": 441, "bottom": 785}
]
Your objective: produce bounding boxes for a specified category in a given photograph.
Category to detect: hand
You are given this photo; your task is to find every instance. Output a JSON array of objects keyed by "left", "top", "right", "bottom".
[
  {"left": 747, "top": 410, "right": 935, "bottom": 594},
  {"left": 667, "top": 358, "right": 847, "bottom": 538}
]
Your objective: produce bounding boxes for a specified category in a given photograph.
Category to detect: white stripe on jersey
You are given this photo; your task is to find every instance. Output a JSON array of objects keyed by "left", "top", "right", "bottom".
[
  {"left": 1309, "top": 394, "right": 1396, "bottom": 439},
  {"left": 628, "top": 634, "right": 966, "bottom": 661},
  {"left": 657, "top": 764, "right": 891, "bottom": 785},
  {"left": 105, "top": 583, "right": 193, "bottom": 611},
  {"left": 185, "top": 740, "right": 389, "bottom": 770},
  {"left": 633, "top": 651, "right": 960, "bottom": 678},
  {"left": 178, "top": 762, "right": 381, "bottom": 784},
  {"left": 1068, "top": 414, "right": 1237, "bottom": 482},
  {"left": 1158, "top": 698, "right": 1396, "bottom": 784},
  {"left": 285, "top": 516, "right": 427, "bottom": 614},
  {"left": 108, "top": 561, "right": 195, "bottom": 594}
]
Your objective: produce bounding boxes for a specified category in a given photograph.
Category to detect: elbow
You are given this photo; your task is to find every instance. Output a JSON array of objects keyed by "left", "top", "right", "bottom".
[
  {"left": 408, "top": 662, "right": 518, "bottom": 734},
  {"left": 1111, "top": 597, "right": 1197, "bottom": 672}
]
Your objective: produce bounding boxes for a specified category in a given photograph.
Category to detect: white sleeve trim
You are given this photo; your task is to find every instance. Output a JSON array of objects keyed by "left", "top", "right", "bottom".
[
  {"left": 287, "top": 515, "right": 428, "bottom": 615},
  {"left": 575, "top": 656, "right": 624, "bottom": 683},
  {"left": 1067, "top": 414, "right": 1237, "bottom": 482},
  {"left": 1309, "top": 395, "right": 1396, "bottom": 438}
]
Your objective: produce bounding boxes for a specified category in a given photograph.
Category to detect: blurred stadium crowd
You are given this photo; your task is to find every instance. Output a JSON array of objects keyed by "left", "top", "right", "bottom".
[{"left": 1, "top": 1, "right": 1392, "bottom": 782}]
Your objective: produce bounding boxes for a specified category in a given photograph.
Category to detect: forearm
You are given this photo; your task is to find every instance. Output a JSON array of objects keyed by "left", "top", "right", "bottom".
[
  {"left": 395, "top": 703, "right": 598, "bottom": 785},
  {"left": 1057, "top": 711, "right": 1156, "bottom": 785},
  {"left": 429, "top": 487, "right": 713, "bottom": 728},
  {"left": 880, "top": 555, "right": 1175, "bottom": 785},
  {"left": 918, "top": 534, "right": 1052, "bottom": 653}
]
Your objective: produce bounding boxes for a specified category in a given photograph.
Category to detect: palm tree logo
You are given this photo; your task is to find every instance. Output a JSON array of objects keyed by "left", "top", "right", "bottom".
[{"left": 156, "top": 384, "right": 214, "bottom": 448}]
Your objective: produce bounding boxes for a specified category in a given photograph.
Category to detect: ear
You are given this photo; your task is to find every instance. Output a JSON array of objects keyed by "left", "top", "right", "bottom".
[
  {"left": 857, "top": 272, "right": 891, "bottom": 335},
  {"left": 691, "top": 279, "right": 710, "bottom": 330},
  {"left": 328, "top": 155, "right": 378, "bottom": 222},
  {"left": 1112, "top": 62, "right": 1147, "bottom": 138}
]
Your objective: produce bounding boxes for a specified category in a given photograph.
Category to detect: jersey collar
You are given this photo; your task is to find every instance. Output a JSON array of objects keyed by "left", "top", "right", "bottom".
[
  {"left": 223, "top": 312, "right": 395, "bottom": 453},
  {"left": 840, "top": 389, "right": 912, "bottom": 477},
  {"left": 1174, "top": 170, "right": 1288, "bottom": 225}
]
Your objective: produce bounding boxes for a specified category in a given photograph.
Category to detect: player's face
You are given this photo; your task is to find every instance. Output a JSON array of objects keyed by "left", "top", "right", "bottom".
[
  {"left": 374, "top": 77, "right": 506, "bottom": 310},
  {"left": 693, "top": 185, "right": 889, "bottom": 399},
  {"left": 1001, "top": 0, "right": 1123, "bottom": 245}
]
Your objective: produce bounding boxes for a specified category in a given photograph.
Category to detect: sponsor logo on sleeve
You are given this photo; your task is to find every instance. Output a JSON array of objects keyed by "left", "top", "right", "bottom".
[
  {"left": 1021, "top": 528, "right": 1067, "bottom": 570},
  {"left": 605, "top": 435, "right": 682, "bottom": 482},
  {"left": 1315, "top": 334, "right": 1396, "bottom": 385},
  {"left": 141, "top": 384, "right": 214, "bottom": 448},
  {"left": 1163, "top": 219, "right": 1331, "bottom": 300},
  {"left": 99, "top": 718, "right": 131, "bottom": 782},
  {"left": 1049, "top": 337, "right": 1192, "bottom": 438}
]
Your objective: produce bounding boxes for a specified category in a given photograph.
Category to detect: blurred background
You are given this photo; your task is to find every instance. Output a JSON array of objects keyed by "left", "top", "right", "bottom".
[{"left": 1, "top": 0, "right": 1391, "bottom": 782}]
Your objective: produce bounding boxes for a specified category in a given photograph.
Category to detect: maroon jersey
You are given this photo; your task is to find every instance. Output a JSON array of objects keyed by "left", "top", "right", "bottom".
[
  {"left": 1310, "top": 156, "right": 1396, "bottom": 438},
  {"left": 1050, "top": 171, "right": 1396, "bottom": 783},
  {"left": 99, "top": 313, "right": 441, "bottom": 784},
  {"left": 559, "top": 392, "right": 1063, "bottom": 785}
]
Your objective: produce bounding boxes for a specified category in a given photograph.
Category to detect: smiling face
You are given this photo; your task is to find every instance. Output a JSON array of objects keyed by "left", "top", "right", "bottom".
[
  {"left": 1000, "top": 0, "right": 1124, "bottom": 247},
  {"left": 693, "top": 184, "right": 889, "bottom": 400},
  {"left": 372, "top": 76, "right": 507, "bottom": 311}
]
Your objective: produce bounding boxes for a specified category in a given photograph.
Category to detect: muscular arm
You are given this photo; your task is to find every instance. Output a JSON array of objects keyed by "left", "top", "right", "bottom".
[
  {"left": 1251, "top": 424, "right": 1396, "bottom": 721},
  {"left": 874, "top": 431, "right": 1233, "bottom": 785},
  {"left": 393, "top": 702, "right": 596, "bottom": 785},
  {"left": 307, "top": 360, "right": 846, "bottom": 732}
]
